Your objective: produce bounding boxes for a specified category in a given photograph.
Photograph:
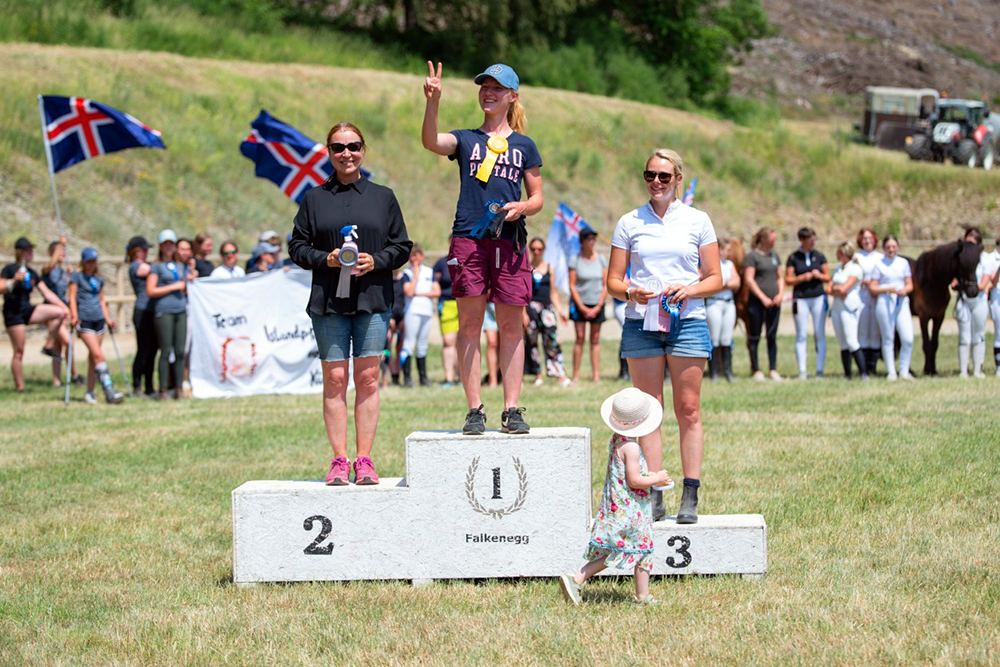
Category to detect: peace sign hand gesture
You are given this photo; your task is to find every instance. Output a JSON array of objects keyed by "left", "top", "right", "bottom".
[{"left": 424, "top": 61, "right": 443, "bottom": 101}]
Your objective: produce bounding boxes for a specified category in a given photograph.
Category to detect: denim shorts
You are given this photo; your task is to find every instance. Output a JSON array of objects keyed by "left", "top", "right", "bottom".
[
  {"left": 621, "top": 317, "right": 712, "bottom": 359},
  {"left": 311, "top": 310, "right": 390, "bottom": 362}
]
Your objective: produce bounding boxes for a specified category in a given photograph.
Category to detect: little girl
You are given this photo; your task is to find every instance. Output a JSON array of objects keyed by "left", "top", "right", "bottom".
[
  {"left": 69, "top": 248, "right": 124, "bottom": 404},
  {"left": 560, "top": 387, "right": 673, "bottom": 605}
]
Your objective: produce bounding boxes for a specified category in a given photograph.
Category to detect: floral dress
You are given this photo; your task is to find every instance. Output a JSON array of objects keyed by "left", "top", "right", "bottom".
[{"left": 584, "top": 433, "right": 655, "bottom": 571}]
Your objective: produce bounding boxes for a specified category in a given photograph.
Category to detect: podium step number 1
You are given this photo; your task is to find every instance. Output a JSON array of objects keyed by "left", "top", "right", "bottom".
[{"left": 232, "top": 429, "right": 766, "bottom": 584}]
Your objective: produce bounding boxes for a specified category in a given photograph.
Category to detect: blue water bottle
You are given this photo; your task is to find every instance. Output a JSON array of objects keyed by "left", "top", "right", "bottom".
[{"left": 20, "top": 262, "right": 30, "bottom": 290}]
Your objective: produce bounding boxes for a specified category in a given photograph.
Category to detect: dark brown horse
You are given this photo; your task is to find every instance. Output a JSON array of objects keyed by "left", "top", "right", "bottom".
[{"left": 909, "top": 240, "right": 982, "bottom": 375}]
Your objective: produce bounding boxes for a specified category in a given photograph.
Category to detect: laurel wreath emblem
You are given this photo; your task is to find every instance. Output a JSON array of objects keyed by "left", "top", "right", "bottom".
[{"left": 465, "top": 456, "right": 528, "bottom": 519}]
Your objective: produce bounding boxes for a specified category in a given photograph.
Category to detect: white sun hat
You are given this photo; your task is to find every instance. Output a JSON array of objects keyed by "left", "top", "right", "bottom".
[{"left": 600, "top": 387, "right": 663, "bottom": 438}]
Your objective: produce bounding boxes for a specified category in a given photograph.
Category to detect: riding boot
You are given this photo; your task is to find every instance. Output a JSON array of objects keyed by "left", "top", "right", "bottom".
[
  {"left": 708, "top": 347, "right": 720, "bottom": 381},
  {"left": 841, "top": 349, "right": 852, "bottom": 379},
  {"left": 96, "top": 362, "right": 124, "bottom": 404},
  {"left": 958, "top": 344, "right": 970, "bottom": 377},
  {"left": 651, "top": 489, "right": 666, "bottom": 522},
  {"left": 995, "top": 348, "right": 1000, "bottom": 376},
  {"left": 721, "top": 346, "right": 734, "bottom": 382},
  {"left": 972, "top": 342, "right": 986, "bottom": 377},
  {"left": 416, "top": 356, "right": 431, "bottom": 386},
  {"left": 402, "top": 356, "right": 413, "bottom": 387},
  {"left": 853, "top": 349, "right": 868, "bottom": 380},
  {"left": 867, "top": 347, "right": 880, "bottom": 375},
  {"left": 617, "top": 340, "right": 630, "bottom": 381},
  {"left": 677, "top": 480, "right": 699, "bottom": 524}
]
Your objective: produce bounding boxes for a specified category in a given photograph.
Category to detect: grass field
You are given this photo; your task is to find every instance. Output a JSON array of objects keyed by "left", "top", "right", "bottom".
[
  {"left": 3, "top": 42, "right": 1000, "bottom": 258},
  {"left": 2, "top": 336, "right": 998, "bottom": 666}
]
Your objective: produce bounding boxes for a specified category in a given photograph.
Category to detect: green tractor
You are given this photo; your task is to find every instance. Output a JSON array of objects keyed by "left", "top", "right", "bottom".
[{"left": 905, "top": 99, "right": 999, "bottom": 170}]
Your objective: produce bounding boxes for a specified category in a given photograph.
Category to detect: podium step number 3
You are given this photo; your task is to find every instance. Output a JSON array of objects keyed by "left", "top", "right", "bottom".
[{"left": 232, "top": 429, "right": 766, "bottom": 584}]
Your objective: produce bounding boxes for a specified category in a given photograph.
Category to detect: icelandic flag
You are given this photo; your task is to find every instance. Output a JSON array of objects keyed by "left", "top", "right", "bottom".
[
  {"left": 240, "top": 110, "right": 371, "bottom": 204},
  {"left": 544, "top": 202, "right": 594, "bottom": 294},
  {"left": 682, "top": 177, "right": 698, "bottom": 205},
  {"left": 40, "top": 96, "right": 165, "bottom": 174}
]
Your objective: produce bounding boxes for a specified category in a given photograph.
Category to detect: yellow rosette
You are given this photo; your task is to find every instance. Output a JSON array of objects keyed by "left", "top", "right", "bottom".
[{"left": 475, "top": 136, "right": 509, "bottom": 183}]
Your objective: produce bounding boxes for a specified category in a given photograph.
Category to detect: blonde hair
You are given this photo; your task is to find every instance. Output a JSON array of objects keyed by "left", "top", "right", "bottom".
[
  {"left": 646, "top": 148, "right": 684, "bottom": 181},
  {"left": 507, "top": 97, "right": 526, "bottom": 134},
  {"left": 837, "top": 241, "right": 856, "bottom": 260}
]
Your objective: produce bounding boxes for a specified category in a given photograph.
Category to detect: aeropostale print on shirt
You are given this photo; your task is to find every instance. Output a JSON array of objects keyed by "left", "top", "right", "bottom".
[{"left": 448, "top": 129, "right": 542, "bottom": 240}]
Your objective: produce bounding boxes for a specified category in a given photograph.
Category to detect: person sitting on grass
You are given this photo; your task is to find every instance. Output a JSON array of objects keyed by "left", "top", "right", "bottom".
[
  {"left": 560, "top": 387, "right": 674, "bottom": 606},
  {"left": 68, "top": 248, "right": 124, "bottom": 404}
]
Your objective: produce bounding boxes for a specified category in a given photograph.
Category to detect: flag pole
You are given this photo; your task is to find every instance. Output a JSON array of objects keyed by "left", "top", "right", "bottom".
[{"left": 37, "top": 95, "right": 64, "bottom": 239}]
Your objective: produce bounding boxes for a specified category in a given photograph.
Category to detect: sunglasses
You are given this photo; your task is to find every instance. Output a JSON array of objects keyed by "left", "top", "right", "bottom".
[
  {"left": 328, "top": 142, "right": 365, "bottom": 154},
  {"left": 222, "top": 250, "right": 238, "bottom": 256},
  {"left": 643, "top": 170, "right": 676, "bottom": 183}
]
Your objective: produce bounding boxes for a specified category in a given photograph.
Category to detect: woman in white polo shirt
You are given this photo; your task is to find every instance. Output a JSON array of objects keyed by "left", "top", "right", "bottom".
[
  {"left": 853, "top": 227, "right": 884, "bottom": 375},
  {"left": 988, "top": 235, "right": 1000, "bottom": 375},
  {"left": 868, "top": 235, "right": 914, "bottom": 381},
  {"left": 955, "top": 228, "right": 993, "bottom": 378},
  {"left": 607, "top": 148, "right": 722, "bottom": 525},
  {"left": 829, "top": 241, "right": 867, "bottom": 380}
]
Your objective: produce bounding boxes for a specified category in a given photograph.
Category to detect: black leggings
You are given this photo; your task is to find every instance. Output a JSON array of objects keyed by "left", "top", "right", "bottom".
[
  {"left": 746, "top": 296, "right": 780, "bottom": 373},
  {"left": 132, "top": 308, "right": 159, "bottom": 394},
  {"left": 154, "top": 311, "right": 186, "bottom": 392}
]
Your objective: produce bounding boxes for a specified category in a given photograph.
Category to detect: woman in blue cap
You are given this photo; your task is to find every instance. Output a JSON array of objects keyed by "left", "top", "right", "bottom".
[
  {"left": 69, "top": 247, "right": 124, "bottom": 404},
  {"left": 421, "top": 61, "right": 544, "bottom": 435}
]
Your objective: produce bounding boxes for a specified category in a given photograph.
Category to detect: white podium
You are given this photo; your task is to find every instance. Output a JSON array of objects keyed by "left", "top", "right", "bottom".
[{"left": 232, "top": 428, "right": 767, "bottom": 584}]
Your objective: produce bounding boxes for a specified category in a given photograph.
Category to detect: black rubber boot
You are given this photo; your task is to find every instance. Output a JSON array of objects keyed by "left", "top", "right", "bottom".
[
  {"left": 416, "top": 356, "right": 431, "bottom": 387},
  {"left": 853, "top": 349, "right": 869, "bottom": 380},
  {"left": 677, "top": 483, "right": 699, "bottom": 524},
  {"left": 721, "top": 346, "right": 733, "bottom": 382},
  {"left": 652, "top": 489, "right": 666, "bottom": 522},
  {"left": 995, "top": 348, "right": 1000, "bottom": 374},
  {"left": 841, "top": 349, "right": 853, "bottom": 379},
  {"left": 402, "top": 356, "right": 413, "bottom": 388},
  {"left": 708, "top": 347, "right": 720, "bottom": 381}
]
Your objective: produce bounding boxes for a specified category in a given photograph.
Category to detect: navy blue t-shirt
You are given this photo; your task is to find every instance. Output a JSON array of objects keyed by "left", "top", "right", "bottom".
[{"left": 448, "top": 129, "right": 542, "bottom": 240}]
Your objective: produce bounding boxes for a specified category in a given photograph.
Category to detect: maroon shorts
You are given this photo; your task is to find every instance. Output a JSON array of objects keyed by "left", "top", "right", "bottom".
[{"left": 447, "top": 236, "right": 531, "bottom": 306}]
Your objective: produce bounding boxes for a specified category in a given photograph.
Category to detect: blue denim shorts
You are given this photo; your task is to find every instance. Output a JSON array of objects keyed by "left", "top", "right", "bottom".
[
  {"left": 311, "top": 310, "right": 390, "bottom": 362},
  {"left": 621, "top": 317, "right": 712, "bottom": 359}
]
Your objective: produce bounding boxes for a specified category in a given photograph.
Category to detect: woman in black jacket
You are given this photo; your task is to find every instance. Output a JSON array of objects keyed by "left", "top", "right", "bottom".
[{"left": 289, "top": 121, "right": 412, "bottom": 487}]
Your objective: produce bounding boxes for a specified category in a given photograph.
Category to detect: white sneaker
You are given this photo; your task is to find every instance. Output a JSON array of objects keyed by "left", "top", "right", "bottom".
[
  {"left": 900, "top": 372, "right": 915, "bottom": 381},
  {"left": 769, "top": 370, "right": 784, "bottom": 382},
  {"left": 533, "top": 377, "right": 544, "bottom": 386},
  {"left": 887, "top": 373, "right": 898, "bottom": 382},
  {"left": 559, "top": 377, "right": 572, "bottom": 388},
  {"left": 973, "top": 371, "right": 986, "bottom": 379},
  {"left": 84, "top": 391, "right": 97, "bottom": 404},
  {"left": 752, "top": 371, "right": 766, "bottom": 382},
  {"left": 798, "top": 372, "right": 808, "bottom": 381}
]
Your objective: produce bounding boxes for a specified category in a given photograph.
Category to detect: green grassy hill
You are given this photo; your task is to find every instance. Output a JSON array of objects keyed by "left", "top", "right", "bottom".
[{"left": 2, "top": 42, "right": 999, "bottom": 255}]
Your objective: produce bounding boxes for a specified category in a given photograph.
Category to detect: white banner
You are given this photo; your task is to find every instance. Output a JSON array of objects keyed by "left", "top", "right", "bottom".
[{"left": 188, "top": 269, "right": 336, "bottom": 399}]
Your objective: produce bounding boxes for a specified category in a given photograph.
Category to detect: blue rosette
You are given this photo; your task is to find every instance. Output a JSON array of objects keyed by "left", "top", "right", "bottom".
[
  {"left": 470, "top": 198, "right": 507, "bottom": 240},
  {"left": 661, "top": 293, "right": 684, "bottom": 331}
]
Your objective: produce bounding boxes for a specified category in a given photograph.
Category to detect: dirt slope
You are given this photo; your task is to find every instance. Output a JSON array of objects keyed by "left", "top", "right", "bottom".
[{"left": 733, "top": 0, "right": 1000, "bottom": 109}]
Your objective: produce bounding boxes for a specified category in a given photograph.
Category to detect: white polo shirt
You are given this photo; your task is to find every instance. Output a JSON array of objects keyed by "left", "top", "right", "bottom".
[
  {"left": 871, "top": 255, "right": 911, "bottom": 293},
  {"left": 402, "top": 263, "right": 435, "bottom": 317},
  {"left": 612, "top": 199, "right": 717, "bottom": 321},
  {"left": 831, "top": 261, "right": 864, "bottom": 312},
  {"left": 987, "top": 250, "right": 1000, "bottom": 306}
]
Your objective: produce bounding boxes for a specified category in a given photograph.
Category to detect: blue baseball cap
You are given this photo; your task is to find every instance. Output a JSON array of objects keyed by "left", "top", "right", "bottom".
[
  {"left": 474, "top": 64, "right": 519, "bottom": 91},
  {"left": 81, "top": 247, "right": 99, "bottom": 262}
]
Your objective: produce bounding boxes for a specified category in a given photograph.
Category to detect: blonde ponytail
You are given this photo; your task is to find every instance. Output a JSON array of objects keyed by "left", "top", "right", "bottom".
[{"left": 507, "top": 97, "right": 526, "bottom": 134}]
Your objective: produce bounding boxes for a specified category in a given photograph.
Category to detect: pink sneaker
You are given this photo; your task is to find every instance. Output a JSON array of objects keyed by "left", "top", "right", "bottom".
[
  {"left": 353, "top": 456, "right": 380, "bottom": 485},
  {"left": 325, "top": 457, "right": 350, "bottom": 486}
]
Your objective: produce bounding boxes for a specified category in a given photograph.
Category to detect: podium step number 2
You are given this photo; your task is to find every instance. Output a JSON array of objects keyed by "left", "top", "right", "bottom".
[{"left": 232, "top": 428, "right": 766, "bottom": 584}]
